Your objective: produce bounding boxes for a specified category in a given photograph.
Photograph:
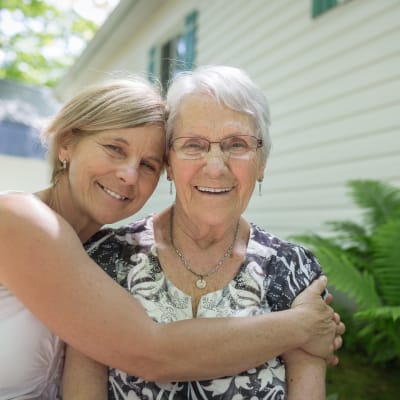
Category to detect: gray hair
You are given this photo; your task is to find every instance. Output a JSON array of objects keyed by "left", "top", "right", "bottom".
[
  {"left": 166, "top": 65, "right": 271, "bottom": 163},
  {"left": 42, "top": 77, "right": 165, "bottom": 183}
]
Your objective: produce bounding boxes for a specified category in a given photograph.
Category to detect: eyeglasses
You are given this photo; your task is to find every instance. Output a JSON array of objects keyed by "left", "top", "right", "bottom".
[{"left": 169, "top": 135, "right": 263, "bottom": 160}]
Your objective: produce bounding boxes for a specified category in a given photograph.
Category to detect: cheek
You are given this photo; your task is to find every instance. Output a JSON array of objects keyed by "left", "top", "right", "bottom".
[
  {"left": 235, "top": 163, "right": 259, "bottom": 185},
  {"left": 142, "top": 174, "right": 161, "bottom": 196},
  {"left": 176, "top": 171, "right": 194, "bottom": 194},
  {"left": 170, "top": 160, "right": 193, "bottom": 185}
]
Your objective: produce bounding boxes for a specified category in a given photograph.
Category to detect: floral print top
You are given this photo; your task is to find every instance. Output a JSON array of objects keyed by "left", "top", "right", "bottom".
[{"left": 86, "top": 215, "right": 323, "bottom": 400}]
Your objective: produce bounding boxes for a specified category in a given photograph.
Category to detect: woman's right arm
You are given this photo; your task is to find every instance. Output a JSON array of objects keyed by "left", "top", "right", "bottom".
[{"left": 0, "top": 194, "right": 340, "bottom": 381}]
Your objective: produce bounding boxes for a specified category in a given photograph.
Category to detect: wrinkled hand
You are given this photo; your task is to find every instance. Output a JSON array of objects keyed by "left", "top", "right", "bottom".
[
  {"left": 333, "top": 316, "right": 345, "bottom": 364},
  {"left": 325, "top": 294, "right": 345, "bottom": 365},
  {"left": 291, "top": 276, "right": 345, "bottom": 364}
]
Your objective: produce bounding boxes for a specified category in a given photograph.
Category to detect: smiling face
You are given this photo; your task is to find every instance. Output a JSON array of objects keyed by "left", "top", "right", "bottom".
[
  {"left": 167, "top": 94, "right": 265, "bottom": 227},
  {"left": 59, "top": 125, "right": 164, "bottom": 231}
]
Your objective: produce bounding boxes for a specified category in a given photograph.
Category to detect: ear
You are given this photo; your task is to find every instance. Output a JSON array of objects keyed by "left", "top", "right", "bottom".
[{"left": 58, "top": 130, "right": 74, "bottom": 163}]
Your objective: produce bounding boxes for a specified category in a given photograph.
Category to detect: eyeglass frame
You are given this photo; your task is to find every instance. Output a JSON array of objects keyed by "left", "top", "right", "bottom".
[{"left": 168, "top": 135, "right": 264, "bottom": 160}]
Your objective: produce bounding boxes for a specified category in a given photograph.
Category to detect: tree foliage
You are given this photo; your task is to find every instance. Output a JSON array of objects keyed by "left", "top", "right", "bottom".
[{"left": 0, "top": 0, "right": 98, "bottom": 86}]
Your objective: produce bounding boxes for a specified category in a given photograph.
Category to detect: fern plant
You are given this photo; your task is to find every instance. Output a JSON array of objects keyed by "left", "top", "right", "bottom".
[{"left": 291, "top": 180, "right": 400, "bottom": 364}]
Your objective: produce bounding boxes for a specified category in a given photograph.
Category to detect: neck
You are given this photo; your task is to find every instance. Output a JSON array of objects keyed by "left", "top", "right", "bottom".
[
  {"left": 169, "top": 204, "right": 241, "bottom": 249},
  {"left": 35, "top": 181, "right": 101, "bottom": 243},
  {"left": 169, "top": 205, "right": 240, "bottom": 287}
]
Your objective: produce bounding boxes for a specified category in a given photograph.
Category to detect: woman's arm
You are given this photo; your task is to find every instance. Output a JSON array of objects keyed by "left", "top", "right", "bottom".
[
  {"left": 62, "top": 339, "right": 330, "bottom": 399},
  {"left": 62, "top": 317, "right": 331, "bottom": 400},
  {"left": 0, "top": 194, "right": 340, "bottom": 381},
  {"left": 62, "top": 346, "right": 108, "bottom": 400},
  {"left": 283, "top": 349, "right": 327, "bottom": 400}
]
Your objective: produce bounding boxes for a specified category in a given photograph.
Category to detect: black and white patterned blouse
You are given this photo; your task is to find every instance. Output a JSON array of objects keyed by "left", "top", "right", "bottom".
[{"left": 86, "top": 215, "right": 323, "bottom": 400}]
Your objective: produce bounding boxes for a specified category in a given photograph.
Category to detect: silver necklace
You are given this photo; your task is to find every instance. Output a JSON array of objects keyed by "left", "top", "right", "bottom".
[{"left": 170, "top": 206, "right": 240, "bottom": 289}]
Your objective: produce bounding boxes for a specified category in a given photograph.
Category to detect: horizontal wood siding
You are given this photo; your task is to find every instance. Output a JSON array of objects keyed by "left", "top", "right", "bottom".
[
  {"left": 193, "top": 0, "right": 400, "bottom": 237},
  {"left": 60, "top": 0, "right": 400, "bottom": 239}
]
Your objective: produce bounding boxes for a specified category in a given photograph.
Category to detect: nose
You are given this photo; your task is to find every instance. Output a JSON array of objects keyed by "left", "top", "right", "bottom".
[
  {"left": 116, "top": 164, "right": 139, "bottom": 185},
  {"left": 203, "top": 143, "right": 228, "bottom": 176}
]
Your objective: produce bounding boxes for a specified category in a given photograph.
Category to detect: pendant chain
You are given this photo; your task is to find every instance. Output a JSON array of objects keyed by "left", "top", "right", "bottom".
[{"left": 169, "top": 206, "right": 240, "bottom": 289}]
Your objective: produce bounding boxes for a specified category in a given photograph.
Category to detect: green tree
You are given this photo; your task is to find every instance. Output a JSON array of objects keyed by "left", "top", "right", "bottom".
[{"left": 0, "top": 0, "right": 98, "bottom": 86}]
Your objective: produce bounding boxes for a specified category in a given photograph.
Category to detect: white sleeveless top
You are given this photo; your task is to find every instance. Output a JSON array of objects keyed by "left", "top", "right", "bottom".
[
  {"left": 0, "top": 284, "right": 64, "bottom": 399},
  {"left": 0, "top": 192, "right": 64, "bottom": 399}
]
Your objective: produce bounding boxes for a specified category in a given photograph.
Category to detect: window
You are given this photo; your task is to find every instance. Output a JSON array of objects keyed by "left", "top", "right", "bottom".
[
  {"left": 148, "top": 11, "right": 197, "bottom": 91},
  {"left": 311, "top": 0, "right": 337, "bottom": 18},
  {"left": 160, "top": 34, "right": 187, "bottom": 90}
]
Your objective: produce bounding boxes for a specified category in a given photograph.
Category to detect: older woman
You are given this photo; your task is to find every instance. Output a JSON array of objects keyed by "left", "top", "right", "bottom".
[{"left": 62, "top": 66, "right": 342, "bottom": 399}]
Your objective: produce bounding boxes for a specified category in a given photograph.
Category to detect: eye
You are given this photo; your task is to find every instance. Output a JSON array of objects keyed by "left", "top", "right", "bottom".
[
  {"left": 140, "top": 160, "right": 159, "bottom": 173},
  {"left": 104, "top": 144, "right": 124, "bottom": 155},
  {"left": 181, "top": 138, "right": 206, "bottom": 152},
  {"left": 224, "top": 137, "right": 249, "bottom": 152}
]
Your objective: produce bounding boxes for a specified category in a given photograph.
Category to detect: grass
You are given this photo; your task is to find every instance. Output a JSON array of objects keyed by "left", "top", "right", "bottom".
[{"left": 326, "top": 349, "right": 400, "bottom": 399}]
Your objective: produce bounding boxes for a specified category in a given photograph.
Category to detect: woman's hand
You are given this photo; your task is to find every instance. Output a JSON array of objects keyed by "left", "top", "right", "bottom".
[{"left": 291, "top": 276, "right": 345, "bottom": 364}]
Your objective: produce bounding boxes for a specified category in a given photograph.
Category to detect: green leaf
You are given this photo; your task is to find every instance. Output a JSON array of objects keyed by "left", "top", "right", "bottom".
[
  {"left": 312, "top": 247, "right": 381, "bottom": 310},
  {"left": 356, "top": 306, "right": 400, "bottom": 322},
  {"left": 371, "top": 220, "right": 400, "bottom": 305},
  {"left": 294, "top": 179, "right": 400, "bottom": 364},
  {"left": 0, "top": 0, "right": 99, "bottom": 86},
  {"left": 348, "top": 180, "right": 400, "bottom": 228},
  {"left": 325, "top": 220, "right": 370, "bottom": 252}
]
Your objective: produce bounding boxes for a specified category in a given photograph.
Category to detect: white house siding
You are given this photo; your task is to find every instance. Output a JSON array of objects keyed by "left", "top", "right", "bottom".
[
  {"left": 56, "top": 0, "right": 400, "bottom": 238},
  {"left": 195, "top": 0, "right": 400, "bottom": 238},
  {"left": 0, "top": 155, "right": 50, "bottom": 192}
]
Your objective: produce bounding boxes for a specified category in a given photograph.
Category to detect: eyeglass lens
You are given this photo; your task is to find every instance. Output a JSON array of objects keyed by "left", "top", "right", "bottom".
[{"left": 171, "top": 135, "right": 261, "bottom": 159}]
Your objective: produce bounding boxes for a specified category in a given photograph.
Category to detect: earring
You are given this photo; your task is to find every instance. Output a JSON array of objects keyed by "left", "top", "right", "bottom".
[
  {"left": 167, "top": 177, "right": 173, "bottom": 195},
  {"left": 62, "top": 159, "right": 68, "bottom": 170},
  {"left": 258, "top": 179, "right": 263, "bottom": 196}
]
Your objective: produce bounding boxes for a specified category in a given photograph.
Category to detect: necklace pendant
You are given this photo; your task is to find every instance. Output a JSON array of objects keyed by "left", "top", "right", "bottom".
[{"left": 196, "top": 278, "right": 207, "bottom": 289}]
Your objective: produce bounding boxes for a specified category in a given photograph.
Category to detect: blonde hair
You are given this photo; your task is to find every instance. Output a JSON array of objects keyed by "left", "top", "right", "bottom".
[{"left": 42, "top": 77, "right": 165, "bottom": 183}]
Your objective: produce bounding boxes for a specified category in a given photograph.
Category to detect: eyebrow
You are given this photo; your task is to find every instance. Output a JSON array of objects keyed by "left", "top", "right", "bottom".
[{"left": 112, "top": 137, "right": 129, "bottom": 145}]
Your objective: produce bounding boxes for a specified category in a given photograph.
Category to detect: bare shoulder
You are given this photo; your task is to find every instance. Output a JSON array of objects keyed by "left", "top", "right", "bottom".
[
  {"left": 0, "top": 192, "right": 69, "bottom": 234},
  {"left": 1, "top": 191, "right": 48, "bottom": 216},
  {"left": 0, "top": 192, "right": 78, "bottom": 282}
]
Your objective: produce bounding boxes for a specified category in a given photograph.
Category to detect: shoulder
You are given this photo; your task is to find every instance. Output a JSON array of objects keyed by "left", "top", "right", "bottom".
[
  {"left": 249, "top": 223, "right": 323, "bottom": 308},
  {"left": 85, "top": 215, "right": 153, "bottom": 252},
  {"left": 85, "top": 216, "right": 154, "bottom": 286},
  {"left": 0, "top": 191, "right": 35, "bottom": 211},
  {"left": 250, "top": 222, "right": 320, "bottom": 269},
  {"left": 84, "top": 215, "right": 155, "bottom": 281},
  {"left": 0, "top": 192, "right": 68, "bottom": 235},
  {"left": 0, "top": 192, "right": 81, "bottom": 284}
]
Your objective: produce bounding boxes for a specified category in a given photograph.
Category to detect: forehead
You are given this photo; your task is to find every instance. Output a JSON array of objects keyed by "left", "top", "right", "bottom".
[{"left": 176, "top": 94, "right": 255, "bottom": 134}]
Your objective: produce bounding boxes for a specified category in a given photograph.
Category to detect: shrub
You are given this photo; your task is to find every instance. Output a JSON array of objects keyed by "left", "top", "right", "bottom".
[{"left": 292, "top": 180, "right": 400, "bottom": 364}]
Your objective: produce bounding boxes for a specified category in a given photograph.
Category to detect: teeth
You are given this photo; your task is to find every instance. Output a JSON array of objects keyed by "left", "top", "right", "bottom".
[
  {"left": 100, "top": 184, "right": 127, "bottom": 200},
  {"left": 197, "top": 186, "right": 231, "bottom": 193}
]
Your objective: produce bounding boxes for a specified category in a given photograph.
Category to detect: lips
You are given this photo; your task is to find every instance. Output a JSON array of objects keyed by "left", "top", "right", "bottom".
[
  {"left": 97, "top": 183, "right": 129, "bottom": 201},
  {"left": 195, "top": 186, "right": 232, "bottom": 194}
]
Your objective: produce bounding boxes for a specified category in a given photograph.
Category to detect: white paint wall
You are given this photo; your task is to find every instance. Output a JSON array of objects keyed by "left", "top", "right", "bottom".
[
  {"left": 56, "top": 0, "right": 400, "bottom": 238},
  {"left": 0, "top": 155, "right": 50, "bottom": 192},
  {"left": 194, "top": 0, "right": 400, "bottom": 237}
]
